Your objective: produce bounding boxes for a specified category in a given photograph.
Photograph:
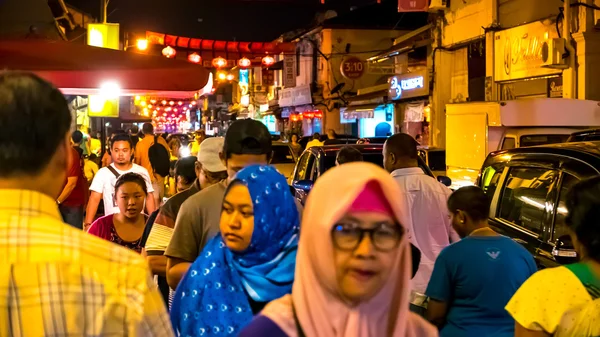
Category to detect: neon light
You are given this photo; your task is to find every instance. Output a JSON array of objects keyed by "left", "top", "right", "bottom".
[{"left": 389, "top": 75, "right": 424, "bottom": 100}]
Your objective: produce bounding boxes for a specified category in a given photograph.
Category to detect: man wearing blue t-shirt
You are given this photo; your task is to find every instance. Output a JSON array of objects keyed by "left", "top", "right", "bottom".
[{"left": 426, "top": 186, "right": 537, "bottom": 337}]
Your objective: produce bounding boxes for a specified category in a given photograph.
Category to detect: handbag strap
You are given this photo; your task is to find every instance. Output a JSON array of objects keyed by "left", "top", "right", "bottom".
[
  {"left": 292, "top": 302, "right": 306, "bottom": 337},
  {"left": 107, "top": 165, "right": 121, "bottom": 179}
]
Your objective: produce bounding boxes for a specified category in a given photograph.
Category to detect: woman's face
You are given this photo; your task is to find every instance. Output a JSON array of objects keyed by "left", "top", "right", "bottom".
[
  {"left": 115, "top": 182, "right": 146, "bottom": 219},
  {"left": 220, "top": 183, "right": 255, "bottom": 252},
  {"left": 332, "top": 211, "right": 399, "bottom": 305},
  {"left": 291, "top": 134, "right": 298, "bottom": 143}
]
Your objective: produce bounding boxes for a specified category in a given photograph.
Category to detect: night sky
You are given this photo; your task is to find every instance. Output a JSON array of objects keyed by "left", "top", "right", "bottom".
[{"left": 66, "top": 0, "right": 421, "bottom": 41}]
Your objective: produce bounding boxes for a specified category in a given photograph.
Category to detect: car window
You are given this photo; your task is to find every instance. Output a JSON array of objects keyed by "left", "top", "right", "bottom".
[
  {"left": 519, "top": 135, "right": 568, "bottom": 147},
  {"left": 501, "top": 137, "right": 516, "bottom": 150},
  {"left": 304, "top": 153, "right": 316, "bottom": 180},
  {"left": 271, "top": 145, "right": 295, "bottom": 164},
  {"left": 322, "top": 153, "right": 384, "bottom": 172},
  {"left": 295, "top": 153, "right": 310, "bottom": 181},
  {"left": 428, "top": 151, "right": 446, "bottom": 171},
  {"left": 498, "top": 168, "right": 557, "bottom": 235},
  {"left": 480, "top": 163, "right": 505, "bottom": 200},
  {"left": 553, "top": 173, "right": 579, "bottom": 241}
]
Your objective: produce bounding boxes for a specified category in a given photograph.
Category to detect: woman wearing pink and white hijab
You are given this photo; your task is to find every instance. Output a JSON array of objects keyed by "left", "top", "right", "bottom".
[{"left": 240, "top": 162, "right": 437, "bottom": 337}]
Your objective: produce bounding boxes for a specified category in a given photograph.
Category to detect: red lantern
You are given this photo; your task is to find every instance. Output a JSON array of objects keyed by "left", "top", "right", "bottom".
[
  {"left": 212, "top": 57, "right": 228, "bottom": 68},
  {"left": 188, "top": 52, "right": 201, "bottom": 63},
  {"left": 314, "top": 110, "right": 323, "bottom": 118},
  {"left": 238, "top": 57, "right": 252, "bottom": 68},
  {"left": 304, "top": 112, "right": 314, "bottom": 119},
  {"left": 162, "top": 46, "right": 176, "bottom": 58},
  {"left": 262, "top": 55, "right": 275, "bottom": 67}
]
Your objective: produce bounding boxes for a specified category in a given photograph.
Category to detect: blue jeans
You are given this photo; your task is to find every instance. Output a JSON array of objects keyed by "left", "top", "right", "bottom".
[{"left": 59, "top": 205, "right": 84, "bottom": 230}]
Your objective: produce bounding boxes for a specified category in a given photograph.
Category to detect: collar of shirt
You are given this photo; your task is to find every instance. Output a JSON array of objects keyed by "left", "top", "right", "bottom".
[
  {"left": 391, "top": 167, "right": 424, "bottom": 178},
  {"left": 0, "top": 189, "right": 62, "bottom": 220}
]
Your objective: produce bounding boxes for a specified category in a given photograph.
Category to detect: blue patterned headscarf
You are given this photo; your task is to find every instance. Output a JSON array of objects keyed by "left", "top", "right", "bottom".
[{"left": 170, "top": 165, "right": 300, "bottom": 336}]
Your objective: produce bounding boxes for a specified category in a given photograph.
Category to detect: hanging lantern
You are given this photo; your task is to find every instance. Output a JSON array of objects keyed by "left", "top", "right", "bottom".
[
  {"left": 188, "top": 52, "right": 201, "bottom": 64},
  {"left": 238, "top": 57, "right": 252, "bottom": 68},
  {"left": 262, "top": 55, "right": 275, "bottom": 67},
  {"left": 178, "top": 101, "right": 183, "bottom": 106},
  {"left": 314, "top": 110, "right": 323, "bottom": 118},
  {"left": 212, "top": 57, "right": 228, "bottom": 68},
  {"left": 169, "top": 101, "right": 175, "bottom": 105},
  {"left": 162, "top": 46, "right": 176, "bottom": 58}
]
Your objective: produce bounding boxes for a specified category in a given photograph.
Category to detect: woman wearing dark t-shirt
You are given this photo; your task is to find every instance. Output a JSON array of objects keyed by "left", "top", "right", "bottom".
[{"left": 88, "top": 173, "right": 148, "bottom": 253}]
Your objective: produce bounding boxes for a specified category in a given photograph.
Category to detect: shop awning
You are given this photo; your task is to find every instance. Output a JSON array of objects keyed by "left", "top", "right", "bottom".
[
  {"left": 341, "top": 103, "right": 383, "bottom": 119},
  {"left": 346, "top": 89, "right": 388, "bottom": 102},
  {"left": 0, "top": 39, "right": 212, "bottom": 98},
  {"left": 367, "top": 24, "right": 432, "bottom": 63}
]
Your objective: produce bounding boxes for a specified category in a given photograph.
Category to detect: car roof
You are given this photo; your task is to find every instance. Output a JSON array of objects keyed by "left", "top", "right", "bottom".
[
  {"left": 309, "top": 144, "right": 384, "bottom": 156},
  {"left": 490, "top": 141, "right": 600, "bottom": 162}
]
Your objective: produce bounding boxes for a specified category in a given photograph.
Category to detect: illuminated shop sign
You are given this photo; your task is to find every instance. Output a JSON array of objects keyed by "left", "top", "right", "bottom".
[{"left": 387, "top": 70, "right": 429, "bottom": 101}]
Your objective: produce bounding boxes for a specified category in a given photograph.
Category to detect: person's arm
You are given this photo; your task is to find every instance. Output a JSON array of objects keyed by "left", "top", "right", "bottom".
[
  {"left": 57, "top": 176, "right": 77, "bottom": 204},
  {"left": 148, "top": 255, "right": 168, "bottom": 277},
  {"left": 164, "top": 198, "right": 201, "bottom": 289},
  {"left": 514, "top": 323, "right": 551, "bottom": 337},
  {"left": 167, "top": 258, "right": 191, "bottom": 290},
  {"left": 424, "top": 249, "right": 452, "bottom": 328},
  {"left": 85, "top": 191, "right": 102, "bottom": 230},
  {"left": 426, "top": 299, "right": 449, "bottom": 328},
  {"left": 145, "top": 195, "right": 156, "bottom": 213},
  {"left": 134, "top": 142, "right": 142, "bottom": 165}
]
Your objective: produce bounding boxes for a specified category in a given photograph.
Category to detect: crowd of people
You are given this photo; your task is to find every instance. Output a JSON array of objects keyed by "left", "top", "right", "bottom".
[{"left": 1, "top": 71, "right": 599, "bottom": 336}]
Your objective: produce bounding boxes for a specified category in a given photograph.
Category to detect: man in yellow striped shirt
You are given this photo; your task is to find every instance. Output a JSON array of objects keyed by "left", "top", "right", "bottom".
[{"left": 0, "top": 72, "right": 173, "bottom": 336}]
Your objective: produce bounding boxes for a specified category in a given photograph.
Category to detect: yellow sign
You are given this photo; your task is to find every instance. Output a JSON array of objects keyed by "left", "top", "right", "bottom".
[
  {"left": 87, "top": 23, "right": 120, "bottom": 50},
  {"left": 494, "top": 21, "right": 561, "bottom": 82},
  {"left": 88, "top": 95, "right": 119, "bottom": 117}
]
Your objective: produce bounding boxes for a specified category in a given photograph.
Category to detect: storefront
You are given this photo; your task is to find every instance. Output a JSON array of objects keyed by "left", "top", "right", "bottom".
[
  {"left": 279, "top": 85, "right": 322, "bottom": 137},
  {"left": 493, "top": 20, "right": 563, "bottom": 100},
  {"left": 387, "top": 68, "right": 431, "bottom": 143}
]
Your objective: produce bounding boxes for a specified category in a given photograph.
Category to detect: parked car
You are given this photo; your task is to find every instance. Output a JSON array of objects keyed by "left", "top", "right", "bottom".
[
  {"left": 567, "top": 128, "right": 600, "bottom": 142},
  {"left": 418, "top": 146, "right": 446, "bottom": 178},
  {"left": 271, "top": 141, "right": 298, "bottom": 182},
  {"left": 290, "top": 144, "right": 450, "bottom": 205},
  {"left": 477, "top": 141, "right": 600, "bottom": 269}
]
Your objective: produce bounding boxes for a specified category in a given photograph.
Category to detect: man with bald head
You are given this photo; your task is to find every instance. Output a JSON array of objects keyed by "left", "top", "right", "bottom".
[{"left": 383, "top": 133, "right": 459, "bottom": 316}]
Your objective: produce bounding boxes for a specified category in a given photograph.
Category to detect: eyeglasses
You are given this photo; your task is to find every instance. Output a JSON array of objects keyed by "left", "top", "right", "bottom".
[{"left": 331, "top": 222, "right": 403, "bottom": 252}]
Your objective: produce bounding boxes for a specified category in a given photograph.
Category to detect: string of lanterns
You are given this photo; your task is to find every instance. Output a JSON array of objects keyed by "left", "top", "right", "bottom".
[
  {"left": 133, "top": 96, "right": 198, "bottom": 118},
  {"left": 290, "top": 110, "right": 323, "bottom": 122},
  {"left": 162, "top": 46, "right": 278, "bottom": 68}
]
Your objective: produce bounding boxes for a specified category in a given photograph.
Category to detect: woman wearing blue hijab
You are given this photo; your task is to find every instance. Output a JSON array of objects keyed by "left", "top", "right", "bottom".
[{"left": 170, "top": 165, "right": 300, "bottom": 336}]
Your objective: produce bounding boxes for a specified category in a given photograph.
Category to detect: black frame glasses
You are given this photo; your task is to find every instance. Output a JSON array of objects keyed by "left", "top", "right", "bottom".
[{"left": 331, "top": 223, "right": 404, "bottom": 252}]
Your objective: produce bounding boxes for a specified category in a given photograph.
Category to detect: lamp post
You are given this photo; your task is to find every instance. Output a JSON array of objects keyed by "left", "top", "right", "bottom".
[{"left": 100, "top": 0, "right": 109, "bottom": 23}]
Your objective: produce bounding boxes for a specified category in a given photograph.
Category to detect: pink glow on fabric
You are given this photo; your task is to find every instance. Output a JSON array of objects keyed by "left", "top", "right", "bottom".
[{"left": 348, "top": 180, "right": 395, "bottom": 217}]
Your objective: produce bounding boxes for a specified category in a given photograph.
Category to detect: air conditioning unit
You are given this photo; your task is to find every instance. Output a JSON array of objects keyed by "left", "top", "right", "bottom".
[
  {"left": 542, "top": 38, "right": 568, "bottom": 69},
  {"left": 429, "top": 0, "right": 449, "bottom": 11}
]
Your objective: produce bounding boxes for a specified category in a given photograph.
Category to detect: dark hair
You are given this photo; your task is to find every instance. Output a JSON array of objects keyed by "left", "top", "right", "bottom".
[
  {"left": 142, "top": 123, "right": 153, "bottom": 135},
  {"left": 0, "top": 72, "right": 71, "bottom": 177},
  {"left": 71, "top": 130, "right": 83, "bottom": 144},
  {"left": 565, "top": 176, "right": 600, "bottom": 261},
  {"left": 336, "top": 146, "right": 363, "bottom": 165},
  {"left": 447, "top": 186, "right": 490, "bottom": 222},
  {"left": 223, "top": 119, "right": 272, "bottom": 160},
  {"left": 175, "top": 156, "right": 198, "bottom": 185},
  {"left": 111, "top": 133, "right": 133, "bottom": 149},
  {"left": 313, "top": 133, "right": 321, "bottom": 140},
  {"left": 130, "top": 125, "right": 139, "bottom": 134},
  {"left": 114, "top": 172, "right": 148, "bottom": 196},
  {"left": 88, "top": 153, "right": 98, "bottom": 161},
  {"left": 385, "top": 133, "right": 418, "bottom": 160}
]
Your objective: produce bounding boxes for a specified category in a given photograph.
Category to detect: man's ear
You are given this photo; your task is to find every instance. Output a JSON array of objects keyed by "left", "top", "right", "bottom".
[
  {"left": 219, "top": 151, "right": 226, "bottom": 167},
  {"left": 268, "top": 151, "right": 273, "bottom": 164},
  {"left": 390, "top": 152, "right": 396, "bottom": 164}
]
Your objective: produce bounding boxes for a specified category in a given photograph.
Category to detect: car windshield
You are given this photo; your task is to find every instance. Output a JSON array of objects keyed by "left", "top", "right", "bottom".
[
  {"left": 271, "top": 145, "right": 295, "bottom": 164},
  {"left": 428, "top": 151, "right": 446, "bottom": 171},
  {"left": 520, "top": 134, "right": 568, "bottom": 147}
]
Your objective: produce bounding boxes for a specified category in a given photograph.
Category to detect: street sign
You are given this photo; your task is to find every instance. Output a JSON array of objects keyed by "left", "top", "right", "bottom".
[{"left": 340, "top": 57, "right": 365, "bottom": 80}]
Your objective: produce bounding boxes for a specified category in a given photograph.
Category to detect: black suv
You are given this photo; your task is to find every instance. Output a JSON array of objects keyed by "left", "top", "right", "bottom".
[
  {"left": 477, "top": 141, "right": 600, "bottom": 268},
  {"left": 290, "top": 144, "right": 449, "bottom": 205}
]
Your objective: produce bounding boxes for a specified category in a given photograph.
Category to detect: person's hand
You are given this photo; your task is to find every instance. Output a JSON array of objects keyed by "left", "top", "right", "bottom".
[{"left": 83, "top": 222, "right": 92, "bottom": 232}]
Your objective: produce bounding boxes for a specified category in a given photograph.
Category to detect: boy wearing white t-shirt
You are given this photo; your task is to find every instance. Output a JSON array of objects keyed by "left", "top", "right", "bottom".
[{"left": 85, "top": 134, "right": 156, "bottom": 230}]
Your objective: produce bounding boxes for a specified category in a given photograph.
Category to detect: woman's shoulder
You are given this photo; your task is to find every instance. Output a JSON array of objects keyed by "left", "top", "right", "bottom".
[
  {"left": 88, "top": 214, "right": 115, "bottom": 236},
  {"left": 238, "top": 315, "right": 289, "bottom": 337},
  {"left": 406, "top": 312, "right": 439, "bottom": 337}
]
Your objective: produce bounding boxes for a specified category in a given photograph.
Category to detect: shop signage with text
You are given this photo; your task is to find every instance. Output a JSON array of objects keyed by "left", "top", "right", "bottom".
[
  {"left": 340, "top": 56, "right": 365, "bottom": 80},
  {"left": 494, "top": 21, "right": 562, "bottom": 82},
  {"left": 387, "top": 69, "right": 429, "bottom": 101}
]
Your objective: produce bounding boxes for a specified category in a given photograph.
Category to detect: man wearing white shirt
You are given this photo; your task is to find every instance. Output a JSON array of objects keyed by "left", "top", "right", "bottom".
[
  {"left": 85, "top": 133, "right": 156, "bottom": 230},
  {"left": 383, "top": 133, "right": 459, "bottom": 315}
]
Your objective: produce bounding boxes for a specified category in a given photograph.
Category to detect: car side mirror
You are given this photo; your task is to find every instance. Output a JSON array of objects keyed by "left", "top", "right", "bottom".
[
  {"left": 552, "top": 234, "right": 578, "bottom": 264},
  {"left": 437, "top": 175, "right": 452, "bottom": 187},
  {"left": 292, "top": 180, "right": 313, "bottom": 192}
]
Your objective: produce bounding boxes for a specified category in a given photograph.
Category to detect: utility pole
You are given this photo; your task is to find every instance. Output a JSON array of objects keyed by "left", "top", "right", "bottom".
[{"left": 100, "top": 0, "right": 108, "bottom": 23}]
